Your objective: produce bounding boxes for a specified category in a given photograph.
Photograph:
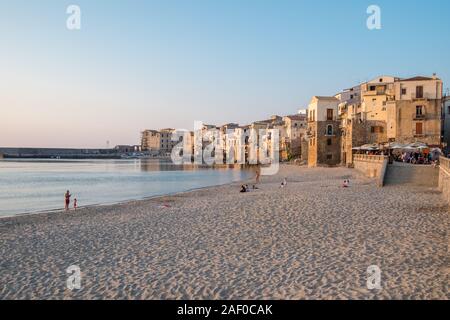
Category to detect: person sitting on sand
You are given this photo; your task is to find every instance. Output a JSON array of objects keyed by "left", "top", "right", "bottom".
[
  {"left": 64, "top": 190, "right": 71, "bottom": 211},
  {"left": 343, "top": 179, "right": 349, "bottom": 188},
  {"left": 73, "top": 198, "right": 77, "bottom": 210},
  {"left": 280, "top": 178, "right": 287, "bottom": 188},
  {"left": 240, "top": 185, "right": 247, "bottom": 193}
]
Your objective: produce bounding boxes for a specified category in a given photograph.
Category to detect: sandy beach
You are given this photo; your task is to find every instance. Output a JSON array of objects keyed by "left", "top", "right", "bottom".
[{"left": 0, "top": 164, "right": 448, "bottom": 300}]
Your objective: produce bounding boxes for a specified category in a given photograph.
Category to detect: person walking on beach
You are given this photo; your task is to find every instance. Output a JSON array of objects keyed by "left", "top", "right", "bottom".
[
  {"left": 73, "top": 198, "right": 78, "bottom": 210},
  {"left": 255, "top": 165, "right": 261, "bottom": 184},
  {"left": 64, "top": 190, "right": 71, "bottom": 211}
]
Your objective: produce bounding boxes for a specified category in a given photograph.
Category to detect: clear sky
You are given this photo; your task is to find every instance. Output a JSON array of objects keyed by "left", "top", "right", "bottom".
[{"left": 1, "top": 0, "right": 450, "bottom": 148}]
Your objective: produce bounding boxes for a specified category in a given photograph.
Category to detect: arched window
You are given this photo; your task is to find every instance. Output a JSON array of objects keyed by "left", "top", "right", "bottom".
[{"left": 326, "top": 125, "right": 333, "bottom": 136}]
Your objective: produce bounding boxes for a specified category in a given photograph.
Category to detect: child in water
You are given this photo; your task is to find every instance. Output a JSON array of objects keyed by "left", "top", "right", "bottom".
[{"left": 74, "top": 198, "right": 78, "bottom": 210}]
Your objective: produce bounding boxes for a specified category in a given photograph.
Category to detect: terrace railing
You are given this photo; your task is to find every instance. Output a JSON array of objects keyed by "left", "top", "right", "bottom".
[{"left": 353, "top": 154, "right": 387, "bottom": 162}]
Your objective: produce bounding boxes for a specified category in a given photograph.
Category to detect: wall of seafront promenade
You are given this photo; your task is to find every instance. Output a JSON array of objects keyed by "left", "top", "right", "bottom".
[
  {"left": 384, "top": 162, "right": 439, "bottom": 187},
  {"left": 353, "top": 154, "right": 389, "bottom": 187},
  {"left": 439, "top": 157, "right": 450, "bottom": 203}
]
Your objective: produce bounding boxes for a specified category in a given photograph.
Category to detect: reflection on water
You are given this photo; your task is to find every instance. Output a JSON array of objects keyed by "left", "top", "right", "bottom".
[{"left": 0, "top": 159, "right": 252, "bottom": 217}]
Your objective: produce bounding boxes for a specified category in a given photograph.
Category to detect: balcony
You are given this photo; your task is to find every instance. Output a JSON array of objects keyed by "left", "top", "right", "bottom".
[
  {"left": 410, "top": 93, "right": 436, "bottom": 101},
  {"left": 413, "top": 114, "right": 426, "bottom": 120},
  {"left": 364, "top": 85, "right": 394, "bottom": 96}
]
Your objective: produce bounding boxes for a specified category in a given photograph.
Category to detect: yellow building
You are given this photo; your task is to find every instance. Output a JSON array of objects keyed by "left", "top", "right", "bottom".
[
  {"left": 141, "top": 130, "right": 161, "bottom": 152},
  {"left": 389, "top": 76, "right": 443, "bottom": 146},
  {"left": 337, "top": 75, "right": 443, "bottom": 165},
  {"left": 307, "top": 96, "right": 341, "bottom": 167}
]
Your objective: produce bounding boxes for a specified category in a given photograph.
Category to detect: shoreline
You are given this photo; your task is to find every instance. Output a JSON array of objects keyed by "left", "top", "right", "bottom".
[{"left": 0, "top": 172, "right": 257, "bottom": 222}]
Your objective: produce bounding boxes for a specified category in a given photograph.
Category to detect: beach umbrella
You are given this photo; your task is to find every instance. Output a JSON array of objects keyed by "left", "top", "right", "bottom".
[
  {"left": 389, "top": 142, "right": 406, "bottom": 149},
  {"left": 360, "top": 143, "right": 380, "bottom": 151},
  {"left": 408, "top": 142, "right": 428, "bottom": 148},
  {"left": 431, "top": 148, "right": 442, "bottom": 154}
]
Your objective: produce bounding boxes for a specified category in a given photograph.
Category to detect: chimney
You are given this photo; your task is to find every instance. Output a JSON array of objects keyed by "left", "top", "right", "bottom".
[{"left": 432, "top": 73, "right": 437, "bottom": 79}]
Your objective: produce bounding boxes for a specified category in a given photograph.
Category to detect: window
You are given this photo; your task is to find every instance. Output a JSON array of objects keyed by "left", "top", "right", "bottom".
[
  {"left": 401, "top": 88, "right": 407, "bottom": 95},
  {"left": 416, "top": 86, "right": 424, "bottom": 99},
  {"left": 379, "top": 78, "right": 383, "bottom": 82},
  {"left": 376, "top": 85, "right": 386, "bottom": 95},
  {"left": 327, "top": 138, "right": 332, "bottom": 146},
  {"left": 416, "top": 105, "right": 423, "bottom": 116},
  {"left": 369, "top": 85, "right": 376, "bottom": 91},
  {"left": 350, "top": 95, "right": 354, "bottom": 99},
  {"left": 448, "top": 106, "right": 450, "bottom": 114},
  {"left": 326, "top": 125, "right": 333, "bottom": 136},
  {"left": 416, "top": 123, "right": 423, "bottom": 135},
  {"left": 371, "top": 126, "right": 384, "bottom": 133},
  {"left": 327, "top": 109, "right": 334, "bottom": 121}
]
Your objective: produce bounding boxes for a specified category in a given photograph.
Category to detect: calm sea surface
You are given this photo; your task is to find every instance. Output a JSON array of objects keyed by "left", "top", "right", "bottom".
[{"left": 0, "top": 159, "right": 253, "bottom": 217}]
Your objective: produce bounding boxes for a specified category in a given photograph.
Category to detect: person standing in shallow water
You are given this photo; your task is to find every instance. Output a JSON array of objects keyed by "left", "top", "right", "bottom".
[{"left": 64, "top": 190, "right": 71, "bottom": 211}]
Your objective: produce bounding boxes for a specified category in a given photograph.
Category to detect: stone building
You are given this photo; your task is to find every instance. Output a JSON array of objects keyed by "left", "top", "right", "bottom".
[
  {"left": 389, "top": 76, "right": 442, "bottom": 146},
  {"left": 141, "top": 130, "right": 161, "bottom": 152},
  {"left": 159, "top": 128, "right": 179, "bottom": 155},
  {"left": 307, "top": 96, "right": 341, "bottom": 167},
  {"left": 219, "top": 123, "right": 240, "bottom": 163},
  {"left": 141, "top": 128, "right": 182, "bottom": 155},
  {"left": 337, "top": 84, "right": 387, "bottom": 166},
  {"left": 283, "top": 114, "right": 307, "bottom": 159},
  {"left": 357, "top": 75, "right": 442, "bottom": 146},
  {"left": 337, "top": 75, "right": 443, "bottom": 165}
]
